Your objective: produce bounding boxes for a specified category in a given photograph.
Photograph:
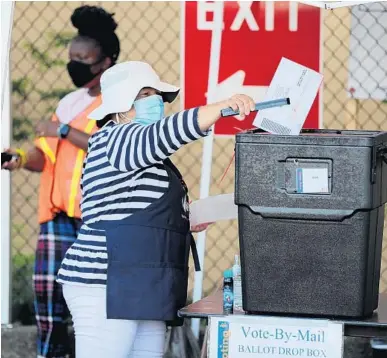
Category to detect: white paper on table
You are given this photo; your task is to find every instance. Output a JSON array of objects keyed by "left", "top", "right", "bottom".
[
  {"left": 189, "top": 193, "right": 237, "bottom": 226},
  {"left": 253, "top": 57, "right": 323, "bottom": 135}
]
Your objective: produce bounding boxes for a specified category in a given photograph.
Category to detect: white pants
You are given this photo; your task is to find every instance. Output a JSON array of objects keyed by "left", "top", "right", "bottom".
[{"left": 63, "top": 284, "right": 166, "bottom": 358}]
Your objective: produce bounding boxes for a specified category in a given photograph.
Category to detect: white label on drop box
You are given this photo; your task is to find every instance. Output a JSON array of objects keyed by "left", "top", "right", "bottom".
[{"left": 296, "top": 168, "right": 329, "bottom": 194}]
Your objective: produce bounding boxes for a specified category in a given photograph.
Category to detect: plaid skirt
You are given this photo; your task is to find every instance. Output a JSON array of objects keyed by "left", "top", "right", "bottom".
[{"left": 33, "top": 212, "right": 81, "bottom": 358}]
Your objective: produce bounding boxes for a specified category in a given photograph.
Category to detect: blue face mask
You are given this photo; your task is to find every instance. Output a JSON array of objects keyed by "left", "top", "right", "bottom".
[{"left": 133, "top": 95, "right": 164, "bottom": 126}]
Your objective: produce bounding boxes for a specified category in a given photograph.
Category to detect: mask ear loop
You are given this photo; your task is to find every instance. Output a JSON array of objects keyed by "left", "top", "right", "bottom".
[{"left": 115, "top": 112, "right": 133, "bottom": 124}]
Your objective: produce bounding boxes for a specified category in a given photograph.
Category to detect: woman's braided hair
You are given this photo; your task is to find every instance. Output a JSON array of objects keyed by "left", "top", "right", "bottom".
[{"left": 71, "top": 5, "right": 120, "bottom": 63}]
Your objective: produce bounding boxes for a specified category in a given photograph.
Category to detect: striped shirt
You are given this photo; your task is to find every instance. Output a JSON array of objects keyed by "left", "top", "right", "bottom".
[{"left": 57, "top": 108, "right": 206, "bottom": 286}]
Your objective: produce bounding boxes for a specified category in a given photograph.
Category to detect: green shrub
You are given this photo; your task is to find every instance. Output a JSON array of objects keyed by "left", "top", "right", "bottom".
[{"left": 12, "top": 253, "right": 35, "bottom": 324}]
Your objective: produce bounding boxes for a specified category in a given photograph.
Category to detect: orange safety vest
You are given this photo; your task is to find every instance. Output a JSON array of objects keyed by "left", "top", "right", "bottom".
[{"left": 34, "top": 97, "right": 100, "bottom": 224}]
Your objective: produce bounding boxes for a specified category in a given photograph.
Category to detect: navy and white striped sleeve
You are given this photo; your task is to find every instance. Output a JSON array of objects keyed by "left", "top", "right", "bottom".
[{"left": 106, "top": 108, "right": 207, "bottom": 172}]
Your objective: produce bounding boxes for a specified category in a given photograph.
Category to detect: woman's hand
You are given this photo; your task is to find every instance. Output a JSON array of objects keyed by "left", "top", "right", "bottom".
[
  {"left": 220, "top": 94, "right": 256, "bottom": 120},
  {"left": 35, "top": 120, "right": 91, "bottom": 151},
  {"left": 1, "top": 148, "right": 20, "bottom": 171},
  {"left": 197, "top": 94, "right": 255, "bottom": 132},
  {"left": 191, "top": 222, "right": 213, "bottom": 233},
  {"left": 35, "top": 120, "right": 59, "bottom": 137},
  {"left": 2, "top": 147, "right": 45, "bottom": 173}
]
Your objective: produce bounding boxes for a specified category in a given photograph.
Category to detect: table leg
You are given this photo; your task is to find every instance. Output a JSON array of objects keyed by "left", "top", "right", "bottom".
[{"left": 200, "top": 326, "right": 209, "bottom": 358}]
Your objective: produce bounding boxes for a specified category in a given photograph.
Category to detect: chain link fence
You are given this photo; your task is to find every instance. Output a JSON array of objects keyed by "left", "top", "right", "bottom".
[{"left": 8, "top": 1, "right": 387, "bottom": 323}]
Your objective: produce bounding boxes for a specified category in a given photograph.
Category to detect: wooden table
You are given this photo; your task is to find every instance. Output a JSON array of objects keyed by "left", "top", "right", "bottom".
[{"left": 179, "top": 291, "right": 387, "bottom": 338}]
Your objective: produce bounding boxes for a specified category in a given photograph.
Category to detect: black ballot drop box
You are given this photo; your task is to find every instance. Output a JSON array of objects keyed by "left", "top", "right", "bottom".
[{"left": 235, "top": 129, "right": 387, "bottom": 318}]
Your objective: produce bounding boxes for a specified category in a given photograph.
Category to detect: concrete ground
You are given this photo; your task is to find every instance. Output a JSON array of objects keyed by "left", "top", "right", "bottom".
[{"left": 1, "top": 325, "right": 75, "bottom": 358}]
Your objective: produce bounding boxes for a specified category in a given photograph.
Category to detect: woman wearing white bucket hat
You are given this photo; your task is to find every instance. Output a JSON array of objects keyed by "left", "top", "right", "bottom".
[{"left": 57, "top": 61, "right": 254, "bottom": 357}]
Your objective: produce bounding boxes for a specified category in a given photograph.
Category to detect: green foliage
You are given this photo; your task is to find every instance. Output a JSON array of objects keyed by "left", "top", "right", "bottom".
[
  {"left": 12, "top": 253, "right": 35, "bottom": 324},
  {"left": 12, "top": 253, "right": 35, "bottom": 304},
  {"left": 12, "top": 30, "right": 74, "bottom": 141},
  {"left": 13, "top": 116, "right": 35, "bottom": 141},
  {"left": 37, "top": 88, "right": 73, "bottom": 101},
  {"left": 48, "top": 31, "right": 75, "bottom": 48},
  {"left": 23, "top": 42, "right": 66, "bottom": 71},
  {"left": 12, "top": 77, "right": 31, "bottom": 99}
]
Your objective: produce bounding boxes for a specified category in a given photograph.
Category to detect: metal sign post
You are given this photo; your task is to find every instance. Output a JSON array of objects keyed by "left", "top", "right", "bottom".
[
  {"left": 1, "top": 0, "right": 14, "bottom": 326},
  {"left": 188, "top": 1, "right": 225, "bottom": 339}
]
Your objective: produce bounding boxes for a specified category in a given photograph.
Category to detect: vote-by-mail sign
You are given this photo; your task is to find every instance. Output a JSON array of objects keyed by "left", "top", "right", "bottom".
[
  {"left": 182, "top": 1, "right": 322, "bottom": 136},
  {"left": 208, "top": 316, "right": 343, "bottom": 358}
]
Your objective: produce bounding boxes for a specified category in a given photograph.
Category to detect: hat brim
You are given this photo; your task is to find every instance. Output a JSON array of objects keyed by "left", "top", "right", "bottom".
[
  {"left": 160, "top": 82, "right": 180, "bottom": 104},
  {"left": 88, "top": 104, "right": 113, "bottom": 122},
  {"left": 89, "top": 81, "right": 180, "bottom": 121}
]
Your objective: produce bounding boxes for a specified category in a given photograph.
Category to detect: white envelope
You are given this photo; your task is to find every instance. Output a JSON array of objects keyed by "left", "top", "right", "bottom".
[
  {"left": 189, "top": 193, "right": 237, "bottom": 226},
  {"left": 253, "top": 57, "right": 323, "bottom": 135}
]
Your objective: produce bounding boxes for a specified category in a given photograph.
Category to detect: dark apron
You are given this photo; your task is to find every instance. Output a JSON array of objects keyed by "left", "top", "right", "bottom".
[{"left": 89, "top": 159, "right": 200, "bottom": 326}]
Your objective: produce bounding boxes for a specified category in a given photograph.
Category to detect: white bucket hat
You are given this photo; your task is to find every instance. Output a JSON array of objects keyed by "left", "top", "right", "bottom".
[{"left": 89, "top": 61, "right": 180, "bottom": 120}]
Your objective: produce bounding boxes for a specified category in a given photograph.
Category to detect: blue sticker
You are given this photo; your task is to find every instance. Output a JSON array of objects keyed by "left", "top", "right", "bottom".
[
  {"left": 217, "top": 321, "right": 230, "bottom": 358},
  {"left": 296, "top": 168, "right": 303, "bottom": 193}
]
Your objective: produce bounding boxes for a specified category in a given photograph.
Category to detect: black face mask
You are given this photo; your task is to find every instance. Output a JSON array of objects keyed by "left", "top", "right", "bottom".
[{"left": 67, "top": 59, "right": 104, "bottom": 88}]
